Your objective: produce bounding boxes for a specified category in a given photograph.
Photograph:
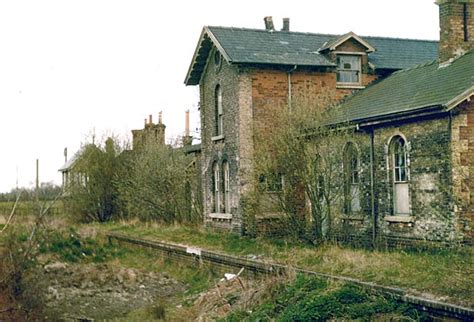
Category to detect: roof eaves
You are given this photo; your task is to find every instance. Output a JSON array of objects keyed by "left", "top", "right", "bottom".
[
  {"left": 184, "top": 27, "right": 209, "bottom": 85},
  {"left": 445, "top": 86, "right": 474, "bottom": 111},
  {"left": 352, "top": 104, "right": 445, "bottom": 126},
  {"left": 205, "top": 26, "right": 232, "bottom": 63},
  {"left": 185, "top": 27, "right": 234, "bottom": 86},
  {"left": 320, "top": 31, "right": 376, "bottom": 53}
]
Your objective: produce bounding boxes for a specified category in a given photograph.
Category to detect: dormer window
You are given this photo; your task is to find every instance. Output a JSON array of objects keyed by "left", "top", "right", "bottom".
[{"left": 337, "top": 54, "right": 361, "bottom": 84}]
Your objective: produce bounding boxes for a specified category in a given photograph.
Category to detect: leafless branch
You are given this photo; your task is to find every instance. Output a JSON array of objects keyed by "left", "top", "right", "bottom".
[{"left": 0, "top": 191, "right": 22, "bottom": 233}]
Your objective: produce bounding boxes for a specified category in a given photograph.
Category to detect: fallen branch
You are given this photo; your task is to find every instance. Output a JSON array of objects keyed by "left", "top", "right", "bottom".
[{"left": 0, "top": 307, "right": 13, "bottom": 313}]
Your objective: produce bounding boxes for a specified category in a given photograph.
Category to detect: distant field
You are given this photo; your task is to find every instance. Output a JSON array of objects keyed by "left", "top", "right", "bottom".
[{"left": 0, "top": 200, "right": 64, "bottom": 217}]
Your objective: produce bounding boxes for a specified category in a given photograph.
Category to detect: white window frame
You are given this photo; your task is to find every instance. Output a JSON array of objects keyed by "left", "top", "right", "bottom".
[
  {"left": 223, "top": 161, "right": 230, "bottom": 213},
  {"left": 213, "top": 162, "right": 221, "bottom": 213},
  {"left": 389, "top": 135, "right": 411, "bottom": 215}
]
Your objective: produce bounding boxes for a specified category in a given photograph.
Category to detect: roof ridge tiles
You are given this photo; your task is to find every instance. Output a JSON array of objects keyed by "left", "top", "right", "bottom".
[
  {"left": 207, "top": 26, "right": 438, "bottom": 43},
  {"left": 393, "top": 59, "right": 438, "bottom": 74}
]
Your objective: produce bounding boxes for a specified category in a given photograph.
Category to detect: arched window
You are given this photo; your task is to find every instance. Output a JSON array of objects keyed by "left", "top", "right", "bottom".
[
  {"left": 212, "top": 162, "right": 221, "bottom": 213},
  {"left": 343, "top": 142, "right": 360, "bottom": 214},
  {"left": 390, "top": 135, "right": 410, "bottom": 214},
  {"left": 223, "top": 161, "right": 230, "bottom": 213},
  {"left": 214, "top": 85, "right": 223, "bottom": 136}
]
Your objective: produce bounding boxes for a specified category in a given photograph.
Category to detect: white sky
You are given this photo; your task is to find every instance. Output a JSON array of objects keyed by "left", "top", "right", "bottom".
[{"left": 0, "top": 0, "right": 439, "bottom": 192}]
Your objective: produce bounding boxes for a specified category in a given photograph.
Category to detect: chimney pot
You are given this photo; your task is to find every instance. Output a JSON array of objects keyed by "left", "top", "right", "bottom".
[
  {"left": 185, "top": 110, "right": 190, "bottom": 137},
  {"left": 281, "top": 18, "right": 290, "bottom": 31},
  {"left": 149, "top": 114, "right": 153, "bottom": 125},
  {"left": 159, "top": 111, "right": 163, "bottom": 124},
  {"left": 264, "top": 16, "right": 275, "bottom": 31}
]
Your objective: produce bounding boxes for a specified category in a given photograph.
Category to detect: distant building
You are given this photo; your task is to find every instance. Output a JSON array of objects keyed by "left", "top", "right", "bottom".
[{"left": 132, "top": 113, "right": 166, "bottom": 150}]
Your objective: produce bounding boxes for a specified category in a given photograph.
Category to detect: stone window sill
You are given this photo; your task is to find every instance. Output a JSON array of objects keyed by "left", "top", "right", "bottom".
[
  {"left": 384, "top": 215, "right": 414, "bottom": 223},
  {"left": 209, "top": 213, "right": 232, "bottom": 220},
  {"left": 336, "top": 84, "right": 365, "bottom": 89},
  {"left": 211, "top": 135, "right": 225, "bottom": 142}
]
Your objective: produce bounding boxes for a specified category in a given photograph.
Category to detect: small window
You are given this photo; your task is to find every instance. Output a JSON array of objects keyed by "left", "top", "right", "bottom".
[
  {"left": 343, "top": 142, "right": 361, "bottom": 214},
  {"left": 214, "top": 51, "right": 222, "bottom": 70},
  {"left": 212, "top": 162, "right": 221, "bottom": 213},
  {"left": 214, "top": 85, "right": 223, "bottom": 137},
  {"left": 223, "top": 161, "right": 230, "bottom": 213},
  {"left": 259, "top": 173, "right": 284, "bottom": 193},
  {"left": 393, "top": 137, "right": 407, "bottom": 183},
  {"left": 390, "top": 135, "right": 410, "bottom": 215},
  {"left": 337, "top": 55, "right": 361, "bottom": 84}
]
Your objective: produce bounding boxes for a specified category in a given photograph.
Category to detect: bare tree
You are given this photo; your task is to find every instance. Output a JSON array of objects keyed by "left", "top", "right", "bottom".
[{"left": 253, "top": 93, "right": 353, "bottom": 242}]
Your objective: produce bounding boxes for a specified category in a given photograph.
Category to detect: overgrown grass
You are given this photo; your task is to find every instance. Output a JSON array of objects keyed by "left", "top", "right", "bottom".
[
  {"left": 0, "top": 200, "right": 64, "bottom": 217},
  {"left": 96, "top": 220, "right": 474, "bottom": 307},
  {"left": 38, "top": 228, "right": 124, "bottom": 263},
  {"left": 224, "top": 274, "right": 429, "bottom": 321}
]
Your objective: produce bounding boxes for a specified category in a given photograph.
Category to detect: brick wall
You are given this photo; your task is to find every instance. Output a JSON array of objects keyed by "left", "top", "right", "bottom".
[
  {"left": 373, "top": 117, "right": 456, "bottom": 242},
  {"left": 200, "top": 48, "right": 242, "bottom": 233},
  {"left": 451, "top": 98, "right": 474, "bottom": 243},
  {"left": 438, "top": 0, "right": 474, "bottom": 62}
]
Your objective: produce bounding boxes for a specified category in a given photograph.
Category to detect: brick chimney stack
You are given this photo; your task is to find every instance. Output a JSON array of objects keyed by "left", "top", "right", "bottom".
[
  {"left": 183, "top": 110, "right": 193, "bottom": 147},
  {"left": 437, "top": 0, "right": 474, "bottom": 63},
  {"left": 281, "top": 18, "right": 290, "bottom": 31},
  {"left": 264, "top": 16, "right": 274, "bottom": 31}
]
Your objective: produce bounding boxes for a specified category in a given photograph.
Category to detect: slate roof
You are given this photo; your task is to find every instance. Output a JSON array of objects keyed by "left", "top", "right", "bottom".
[
  {"left": 336, "top": 50, "right": 474, "bottom": 124},
  {"left": 185, "top": 26, "right": 438, "bottom": 85},
  {"left": 58, "top": 152, "right": 81, "bottom": 172}
]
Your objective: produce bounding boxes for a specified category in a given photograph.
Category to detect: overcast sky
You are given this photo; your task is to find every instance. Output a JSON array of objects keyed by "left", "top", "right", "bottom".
[{"left": 0, "top": 0, "right": 439, "bottom": 192}]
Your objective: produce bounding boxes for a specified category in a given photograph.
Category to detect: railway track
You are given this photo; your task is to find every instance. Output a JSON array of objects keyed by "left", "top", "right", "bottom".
[{"left": 107, "top": 232, "right": 474, "bottom": 321}]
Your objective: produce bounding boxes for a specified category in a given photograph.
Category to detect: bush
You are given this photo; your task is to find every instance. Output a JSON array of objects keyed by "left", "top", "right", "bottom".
[
  {"left": 225, "top": 275, "right": 428, "bottom": 321},
  {"left": 39, "top": 228, "right": 124, "bottom": 263}
]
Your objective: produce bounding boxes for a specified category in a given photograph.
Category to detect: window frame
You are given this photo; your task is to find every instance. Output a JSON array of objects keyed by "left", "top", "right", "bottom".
[
  {"left": 260, "top": 173, "right": 284, "bottom": 193},
  {"left": 389, "top": 135, "right": 411, "bottom": 215},
  {"left": 214, "top": 85, "right": 223, "bottom": 138},
  {"left": 212, "top": 162, "right": 221, "bottom": 213},
  {"left": 335, "top": 52, "right": 363, "bottom": 86},
  {"left": 343, "top": 142, "right": 361, "bottom": 214},
  {"left": 223, "top": 161, "right": 230, "bottom": 213},
  {"left": 392, "top": 137, "right": 408, "bottom": 183}
]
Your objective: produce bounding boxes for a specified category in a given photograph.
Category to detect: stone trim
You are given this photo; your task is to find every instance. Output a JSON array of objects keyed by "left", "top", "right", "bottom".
[
  {"left": 208, "top": 213, "right": 232, "bottom": 220},
  {"left": 211, "top": 134, "right": 225, "bottom": 142},
  {"left": 336, "top": 85, "right": 366, "bottom": 89},
  {"left": 384, "top": 215, "right": 415, "bottom": 223}
]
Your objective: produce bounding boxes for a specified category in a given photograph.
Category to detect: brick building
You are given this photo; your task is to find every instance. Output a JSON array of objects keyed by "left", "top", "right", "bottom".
[
  {"left": 185, "top": 0, "right": 474, "bottom": 245},
  {"left": 131, "top": 113, "right": 166, "bottom": 150}
]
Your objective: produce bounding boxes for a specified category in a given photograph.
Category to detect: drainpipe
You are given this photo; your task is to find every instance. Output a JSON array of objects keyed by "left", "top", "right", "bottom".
[
  {"left": 288, "top": 65, "right": 297, "bottom": 111},
  {"left": 369, "top": 127, "right": 377, "bottom": 248}
]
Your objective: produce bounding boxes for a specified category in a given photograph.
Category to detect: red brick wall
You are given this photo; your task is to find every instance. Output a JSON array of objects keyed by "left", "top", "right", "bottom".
[
  {"left": 250, "top": 68, "right": 377, "bottom": 138},
  {"left": 457, "top": 98, "right": 474, "bottom": 242}
]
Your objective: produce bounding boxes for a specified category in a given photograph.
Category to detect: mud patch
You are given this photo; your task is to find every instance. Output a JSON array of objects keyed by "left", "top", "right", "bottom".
[{"left": 41, "top": 262, "right": 185, "bottom": 320}]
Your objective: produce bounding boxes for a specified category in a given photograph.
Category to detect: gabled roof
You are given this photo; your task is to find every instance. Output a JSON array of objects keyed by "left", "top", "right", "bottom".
[
  {"left": 185, "top": 26, "right": 438, "bottom": 85},
  {"left": 319, "top": 32, "right": 375, "bottom": 53},
  {"left": 58, "top": 151, "right": 81, "bottom": 172},
  {"left": 336, "top": 50, "right": 474, "bottom": 124}
]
